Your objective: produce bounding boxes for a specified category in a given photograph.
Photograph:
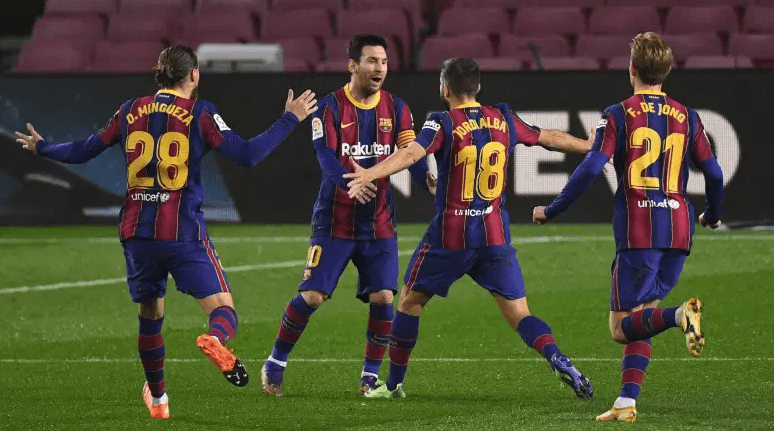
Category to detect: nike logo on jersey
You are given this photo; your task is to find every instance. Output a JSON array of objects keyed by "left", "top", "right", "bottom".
[{"left": 342, "top": 122, "right": 356, "bottom": 129}]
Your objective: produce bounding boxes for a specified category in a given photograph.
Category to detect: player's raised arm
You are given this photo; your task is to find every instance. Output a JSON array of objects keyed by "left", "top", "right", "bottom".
[
  {"left": 205, "top": 89, "right": 317, "bottom": 167},
  {"left": 397, "top": 100, "right": 434, "bottom": 194},
  {"left": 16, "top": 107, "right": 123, "bottom": 163},
  {"left": 537, "top": 129, "right": 593, "bottom": 154},
  {"left": 689, "top": 111, "right": 724, "bottom": 229}
]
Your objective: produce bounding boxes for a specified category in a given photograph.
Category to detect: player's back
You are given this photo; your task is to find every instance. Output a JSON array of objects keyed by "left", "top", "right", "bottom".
[
  {"left": 602, "top": 91, "right": 714, "bottom": 251},
  {"left": 119, "top": 90, "right": 214, "bottom": 242},
  {"left": 421, "top": 102, "right": 531, "bottom": 250}
]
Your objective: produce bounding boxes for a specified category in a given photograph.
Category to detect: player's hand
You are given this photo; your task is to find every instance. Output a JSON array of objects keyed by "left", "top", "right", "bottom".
[
  {"left": 603, "top": 157, "right": 614, "bottom": 173},
  {"left": 345, "top": 161, "right": 377, "bottom": 204},
  {"left": 532, "top": 206, "right": 549, "bottom": 225},
  {"left": 15, "top": 123, "right": 43, "bottom": 154},
  {"left": 285, "top": 89, "right": 318, "bottom": 122},
  {"left": 426, "top": 171, "right": 437, "bottom": 196},
  {"left": 699, "top": 212, "right": 722, "bottom": 229}
]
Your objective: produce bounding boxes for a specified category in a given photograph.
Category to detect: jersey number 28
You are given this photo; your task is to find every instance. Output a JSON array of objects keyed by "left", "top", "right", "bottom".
[{"left": 127, "top": 131, "right": 190, "bottom": 190}]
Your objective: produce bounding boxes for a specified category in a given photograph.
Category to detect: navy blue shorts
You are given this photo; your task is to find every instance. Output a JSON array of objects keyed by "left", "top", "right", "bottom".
[
  {"left": 122, "top": 238, "right": 231, "bottom": 303},
  {"left": 610, "top": 249, "right": 688, "bottom": 311},
  {"left": 403, "top": 240, "right": 526, "bottom": 300},
  {"left": 298, "top": 236, "right": 398, "bottom": 303}
]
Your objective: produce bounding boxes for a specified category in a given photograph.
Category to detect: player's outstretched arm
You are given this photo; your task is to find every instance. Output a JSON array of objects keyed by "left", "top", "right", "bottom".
[
  {"left": 16, "top": 122, "right": 115, "bottom": 164},
  {"left": 344, "top": 142, "right": 427, "bottom": 202},
  {"left": 537, "top": 129, "right": 593, "bottom": 154}
]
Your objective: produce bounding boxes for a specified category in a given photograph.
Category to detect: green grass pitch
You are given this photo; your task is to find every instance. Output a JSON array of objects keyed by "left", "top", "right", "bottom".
[{"left": 1, "top": 224, "right": 772, "bottom": 430}]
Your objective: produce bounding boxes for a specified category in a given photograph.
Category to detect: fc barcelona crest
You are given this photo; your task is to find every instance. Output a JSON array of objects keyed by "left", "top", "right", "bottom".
[{"left": 378, "top": 118, "right": 393, "bottom": 132}]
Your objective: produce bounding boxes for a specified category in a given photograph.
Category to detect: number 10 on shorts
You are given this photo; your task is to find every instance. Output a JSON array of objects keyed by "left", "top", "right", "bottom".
[{"left": 303, "top": 245, "right": 322, "bottom": 280}]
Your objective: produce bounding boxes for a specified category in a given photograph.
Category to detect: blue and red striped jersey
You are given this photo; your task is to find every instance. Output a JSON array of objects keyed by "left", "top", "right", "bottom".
[
  {"left": 414, "top": 102, "right": 541, "bottom": 250},
  {"left": 37, "top": 89, "right": 299, "bottom": 242},
  {"left": 311, "top": 85, "right": 423, "bottom": 240},
  {"left": 597, "top": 90, "right": 716, "bottom": 251}
]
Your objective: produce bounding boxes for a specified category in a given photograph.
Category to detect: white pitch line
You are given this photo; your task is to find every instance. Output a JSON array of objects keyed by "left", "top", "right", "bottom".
[
  {"left": 0, "top": 357, "right": 770, "bottom": 364},
  {"left": 0, "top": 250, "right": 417, "bottom": 295}
]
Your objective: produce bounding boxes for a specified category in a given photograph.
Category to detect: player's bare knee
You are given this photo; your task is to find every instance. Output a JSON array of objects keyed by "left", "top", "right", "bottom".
[
  {"left": 397, "top": 286, "right": 429, "bottom": 315},
  {"left": 301, "top": 290, "right": 328, "bottom": 308},
  {"left": 139, "top": 299, "right": 164, "bottom": 320},
  {"left": 369, "top": 290, "right": 393, "bottom": 304}
]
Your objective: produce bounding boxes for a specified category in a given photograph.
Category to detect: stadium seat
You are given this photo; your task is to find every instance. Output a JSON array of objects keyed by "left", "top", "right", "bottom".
[
  {"left": 119, "top": 0, "right": 193, "bottom": 14},
  {"left": 683, "top": 55, "right": 752, "bottom": 69},
  {"left": 662, "top": 33, "right": 724, "bottom": 61},
  {"left": 677, "top": 0, "right": 747, "bottom": 6},
  {"left": 758, "top": 0, "right": 774, "bottom": 5},
  {"left": 275, "top": 38, "right": 321, "bottom": 63},
  {"left": 728, "top": 33, "right": 774, "bottom": 60},
  {"left": 438, "top": 7, "right": 509, "bottom": 36},
  {"left": 665, "top": 6, "right": 738, "bottom": 34},
  {"left": 337, "top": 10, "right": 412, "bottom": 68},
  {"left": 743, "top": 6, "right": 774, "bottom": 33},
  {"left": 15, "top": 41, "right": 93, "bottom": 72},
  {"left": 512, "top": 7, "right": 585, "bottom": 36},
  {"left": 604, "top": 0, "right": 673, "bottom": 6},
  {"left": 315, "top": 59, "right": 350, "bottom": 73},
  {"left": 347, "top": 0, "right": 423, "bottom": 36},
  {"left": 475, "top": 57, "right": 525, "bottom": 71},
  {"left": 91, "top": 40, "right": 165, "bottom": 72},
  {"left": 272, "top": 0, "right": 343, "bottom": 12},
  {"left": 588, "top": 7, "right": 661, "bottom": 34},
  {"left": 196, "top": 0, "right": 268, "bottom": 14},
  {"left": 45, "top": 0, "right": 118, "bottom": 16},
  {"left": 420, "top": 34, "right": 494, "bottom": 70},
  {"left": 454, "top": 0, "right": 603, "bottom": 6},
  {"left": 182, "top": 11, "right": 257, "bottom": 44},
  {"left": 261, "top": 9, "right": 334, "bottom": 40},
  {"left": 606, "top": 56, "right": 632, "bottom": 70},
  {"left": 323, "top": 37, "right": 401, "bottom": 70},
  {"left": 499, "top": 34, "right": 570, "bottom": 60},
  {"left": 32, "top": 15, "right": 105, "bottom": 43},
  {"left": 530, "top": 56, "right": 601, "bottom": 71},
  {"left": 576, "top": 34, "right": 635, "bottom": 60},
  {"left": 107, "top": 13, "right": 178, "bottom": 43},
  {"left": 284, "top": 57, "right": 312, "bottom": 72}
]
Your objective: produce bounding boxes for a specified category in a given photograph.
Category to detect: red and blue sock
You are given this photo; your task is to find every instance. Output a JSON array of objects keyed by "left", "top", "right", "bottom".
[
  {"left": 517, "top": 315, "right": 561, "bottom": 361},
  {"left": 362, "top": 303, "right": 394, "bottom": 378},
  {"left": 621, "top": 307, "right": 679, "bottom": 342},
  {"left": 268, "top": 294, "right": 317, "bottom": 370},
  {"left": 620, "top": 339, "right": 652, "bottom": 400},
  {"left": 208, "top": 306, "right": 238, "bottom": 345},
  {"left": 138, "top": 316, "right": 165, "bottom": 398},
  {"left": 386, "top": 311, "right": 419, "bottom": 391}
]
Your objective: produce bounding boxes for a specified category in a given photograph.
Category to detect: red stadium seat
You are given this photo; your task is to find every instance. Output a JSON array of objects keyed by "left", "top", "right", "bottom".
[
  {"left": 513, "top": 8, "right": 585, "bottom": 36},
  {"left": 91, "top": 40, "right": 165, "bottom": 72},
  {"left": 322, "top": 37, "right": 401, "bottom": 70},
  {"left": 182, "top": 12, "right": 257, "bottom": 43},
  {"left": 420, "top": 35, "right": 494, "bottom": 70},
  {"left": 683, "top": 55, "right": 751, "bottom": 69},
  {"left": 677, "top": 0, "right": 747, "bottom": 6},
  {"left": 196, "top": 0, "right": 269, "bottom": 14},
  {"left": 606, "top": 56, "right": 632, "bottom": 70},
  {"left": 348, "top": 0, "right": 424, "bottom": 38},
  {"left": 588, "top": 7, "right": 661, "bottom": 34},
  {"left": 315, "top": 59, "right": 350, "bottom": 73},
  {"left": 284, "top": 57, "right": 312, "bottom": 72},
  {"left": 32, "top": 15, "right": 105, "bottom": 43},
  {"left": 662, "top": 33, "right": 724, "bottom": 61},
  {"left": 45, "top": 0, "right": 118, "bottom": 16},
  {"left": 475, "top": 57, "right": 525, "bottom": 71},
  {"left": 665, "top": 6, "right": 738, "bottom": 34},
  {"left": 758, "top": 0, "right": 774, "bottom": 5},
  {"left": 107, "top": 13, "right": 178, "bottom": 43},
  {"left": 15, "top": 41, "right": 93, "bottom": 72},
  {"left": 119, "top": 0, "right": 193, "bottom": 15},
  {"left": 272, "top": 0, "right": 343, "bottom": 13},
  {"left": 499, "top": 34, "right": 570, "bottom": 60},
  {"left": 455, "top": 0, "right": 603, "bottom": 6},
  {"left": 530, "top": 56, "right": 601, "bottom": 71},
  {"left": 337, "top": 10, "right": 412, "bottom": 68},
  {"left": 438, "top": 7, "right": 510, "bottom": 36},
  {"left": 276, "top": 38, "right": 321, "bottom": 63},
  {"left": 261, "top": 10, "right": 333, "bottom": 40},
  {"left": 728, "top": 33, "right": 774, "bottom": 60},
  {"left": 575, "top": 34, "right": 635, "bottom": 60},
  {"left": 743, "top": 6, "right": 774, "bottom": 33},
  {"left": 604, "top": 0, "right": 673, "bottom": 6}
]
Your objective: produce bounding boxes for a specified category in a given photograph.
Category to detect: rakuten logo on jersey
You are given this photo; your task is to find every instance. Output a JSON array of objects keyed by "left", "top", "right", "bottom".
[
  {"left": 638, "top": 198, "right": 680, "bottom": 209},
  {"left": 130, "top": 191, "right": 171, "bottom": 203},
  {"left": 341, "top": 142, "right": 391, "bottom": 160},
  {"left": 454, "top": 206, "right": 494, "bottom": 216}
]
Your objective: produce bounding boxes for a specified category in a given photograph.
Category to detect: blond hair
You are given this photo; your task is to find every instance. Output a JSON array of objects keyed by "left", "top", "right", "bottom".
[{"left": 630, "top": 32, "right": 673, "bottom": 85}]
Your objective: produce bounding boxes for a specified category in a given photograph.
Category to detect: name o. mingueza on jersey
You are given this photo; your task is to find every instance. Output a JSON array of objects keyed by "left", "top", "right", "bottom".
[{"left": 126, "top": 102, "right": 195, "bottom": 126}]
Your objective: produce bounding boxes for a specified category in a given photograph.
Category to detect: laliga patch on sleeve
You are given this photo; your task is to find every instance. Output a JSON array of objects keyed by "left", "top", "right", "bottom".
[
  {"left": 312, "top": 117, "right": 324, "bottom": 140},
  {"left": 213, "top": 114, "right": 231, "bottom": 131},
  {"left": 597, "top": 118, "right": 608, "bottom": 130},
  {"left": 422, "top": 120, "right": 441, "bottom": 132}
]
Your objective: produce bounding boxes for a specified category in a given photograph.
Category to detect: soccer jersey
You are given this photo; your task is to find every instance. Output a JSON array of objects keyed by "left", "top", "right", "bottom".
[
  {"left": 310, "top": 85, "right": 418, "bottom": 240},
  {"left": 37, "top": 89, "right": 299, "bottom": 242},
  {"left": 414, "top": 102, "right": 541, "bottom": 250}
]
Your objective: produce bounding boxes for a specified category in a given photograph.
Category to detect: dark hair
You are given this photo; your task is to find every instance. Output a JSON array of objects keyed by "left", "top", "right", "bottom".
[
  {"left": 440, "top": 58, "right": 480, "bottom": 98},
  {"left": 630, "top": 32, "right": 673, "bottom": 85},
  {"left": 348, "top": 34, "right": 388, "bottom": 62},
  {"left": 153, "top": 45, "right": 198, "bottom": 88}
]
